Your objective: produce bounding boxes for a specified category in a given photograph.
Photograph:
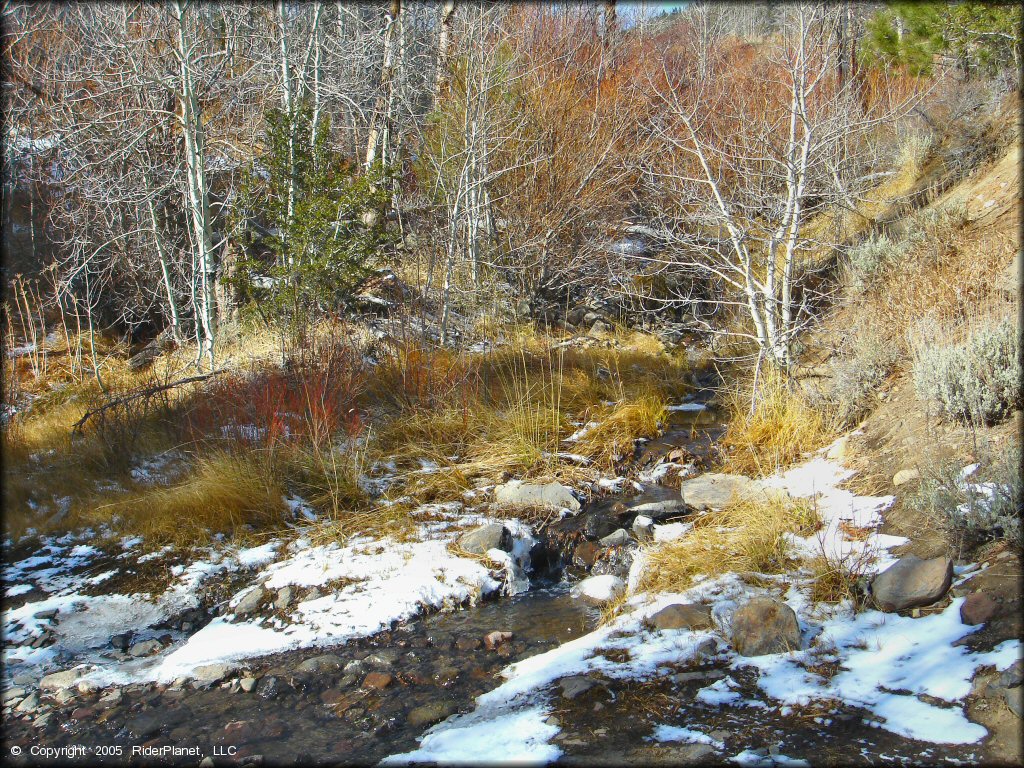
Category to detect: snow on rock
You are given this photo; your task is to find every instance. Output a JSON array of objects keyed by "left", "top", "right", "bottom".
[
  {"left": 650, "top": 724, "right": 724, "bottom": 749},
  {"left": 571, "top": 574, "right": 625, "bottom": 604}
]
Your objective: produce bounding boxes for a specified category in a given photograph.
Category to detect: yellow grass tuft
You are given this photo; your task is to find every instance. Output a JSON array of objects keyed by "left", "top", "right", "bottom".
[
  {"left": 637, "top": 494, "right": 820, "bottom": 595},
  {"left": 80, "top": 450, "right": 288, "bottom": 546},
  {"left": 574, "top": 392, "right": 668, "bottom": 468},
  {"left": 721, "top": 367, "right": 838, "bottom": 477}
]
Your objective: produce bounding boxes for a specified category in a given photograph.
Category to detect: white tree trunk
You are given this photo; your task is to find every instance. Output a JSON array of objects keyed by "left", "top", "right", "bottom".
[{"left": 173, "top": 0, "right": 216, "bottom": 369}]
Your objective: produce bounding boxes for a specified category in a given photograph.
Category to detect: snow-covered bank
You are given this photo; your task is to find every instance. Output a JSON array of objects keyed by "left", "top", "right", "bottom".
[
  {"left": 1, "top": 505, "right": 537, "bottom": 689},
  {"left": 384, "top": 440, "right": 1022, "bottom": 764}
]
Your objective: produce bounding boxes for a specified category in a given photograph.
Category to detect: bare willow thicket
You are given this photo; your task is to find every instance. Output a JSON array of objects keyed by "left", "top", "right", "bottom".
[{"left": 0, "top": 2, "right": 966, "bottom": 374}]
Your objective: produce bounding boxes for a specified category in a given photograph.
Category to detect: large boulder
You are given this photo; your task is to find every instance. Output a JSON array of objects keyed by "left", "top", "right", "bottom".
[
  {"left": 457, "top": 523, "right": 512, "bottom": 555},
  {"left": 728, "top": 598, "right": 801, "bottom": 656},
  {"left": 680, "top": 473, "right": 782, "bottom": 510},
  {"left": 644, "top": 603, "right": 713, "bottom": 631},
  {"left": 571, "top": 575, "right": 625, "bottom": 605},
  {"left": 870, "top": 555, "right": 953, "bottom": 612},
  {"left": 494, "top": 480, "right": 580, "bottom": 512}
]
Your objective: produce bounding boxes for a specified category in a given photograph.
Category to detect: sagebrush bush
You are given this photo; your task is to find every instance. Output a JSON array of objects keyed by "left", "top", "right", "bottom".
[
  {"left": 846, "top": 234, "right": 909, "bottom": 294},
  {"left": 907, "top": 444, "right": 1022, "bottom": 553},
  {"left": 825, "top": 323, "right": 900, "bottom": 425},
  {"left": 911, "top": 316, "right": 1021, "bottom": 425}
]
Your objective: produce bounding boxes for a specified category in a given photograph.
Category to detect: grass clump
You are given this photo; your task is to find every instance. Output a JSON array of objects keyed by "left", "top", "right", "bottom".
[
  {"left": 574, "top": 392, "right": 667, "bottom": 468},
  {"left": 637, "top": 494, "right": 820, "bottom": 595},
  {"left": 722, "top": 367, "right": 838, "bottom": 477},
  {"left": 78, "top": 450, "right": 288, "bottom": 546}
]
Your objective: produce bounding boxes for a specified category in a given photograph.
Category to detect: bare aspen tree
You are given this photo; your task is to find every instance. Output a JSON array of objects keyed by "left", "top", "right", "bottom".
[
  {"left": 434, "top": 0, "right": 457, "bottom": 105},
  {"left": 365, "top": 0, "right": 401, "bottom": 170},
  {"left": 645, "top": 3, "right": 917, "bottom": 371},
  {"left": 172, "top": 0, "right": 217, "bottom": 369}
]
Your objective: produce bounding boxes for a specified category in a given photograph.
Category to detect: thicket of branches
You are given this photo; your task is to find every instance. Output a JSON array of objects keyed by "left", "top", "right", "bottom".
[{"left": 2, "top": 1, "right": 1019, "bottom": 374}]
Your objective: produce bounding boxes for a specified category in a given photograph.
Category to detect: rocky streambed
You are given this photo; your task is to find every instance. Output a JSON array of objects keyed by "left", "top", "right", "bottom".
[{"left": 3, "top": 400, "right": 1021, "bottom": 766}]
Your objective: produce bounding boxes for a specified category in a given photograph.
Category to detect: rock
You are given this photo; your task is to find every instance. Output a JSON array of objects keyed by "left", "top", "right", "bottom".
[
  {"left": 127, "top": 712, "right": 163, "bottom": 738},
  {"left": 275, "top": 586, "right": 295, "bottom": 611},
  {"left": 871, "top": 555, "right": 953, "bottom": 612},
  {"left": 200, "top": 758, "right": 215, "bottom": 768},
  {"left": 627, "top": 500, "right": 688, "bottom": 520},
  {"left": 893, "top": 468, "right": 921, "bottom": 487},
  {"left": 33, "top": 608, "right": 58, "bottom": 620},
  {"left": 407, "top": 701, "right": 457, "bottom": 728},
  {"left": 239, "top": 677, "right": 258, "bottom": 693},
  {"left": 644, "top": 603, "right": 713, "bottom": 631},
  {"left": 589, "top": 320, "right": 613, "bottom": 336},
  {"left": 256, "top": 676, "right": 280, "bottom": 699},
  {"left": 573, "top": 541, "right": 602, "bottom": 568},
  {"left": 15, "top": 692, "right": 39, "bottom": 713},
  {"left": 455, "top": 636, "right": 481, "bottom": 651},
  {"left": 32, "top": 712, "right": 53, "bottom": 729},
  {"left": 598, "top": 529, "right": 630, "bottom": 548},
  {"left": 680, "top": 473, "right": 780, "bottom": 510},
  {"left": 729, "top": 598, "right": 802, "bottom": 657},
  {"left": 296, "top": 654, "right": 344, "bottom": 675},
  {"left": 960, "top": 592, "right": 998, "bottom": 625},
  {"left": 234, "top": 586, "right": 265, "bottom": 616},
  {"left": 76, "top": 680, "right": 97, "bottom": 694},
  {"left": 671, "top": 669, "right": 726, "bottom": 685},
  {"left": 1006, "top": 687, "right": 1023, "bottom": 718},
  {"left": 494, "top": 480, "right": 580, "bottom": 512},
  {"left": 128, "top": 639, "right": 162, "bottom": 657},
  {"left": 192, "top": 663, "right": 237, "bottom": 688},
  {"left": 3, "top": 687, "right": 27, "bottom": 703},
  {"left": 483, "top": 631, "right": 513, "bottom": 651},
  {"left": 98, "top": 689, "right": 123, "bottom": 707},
  {"left": 13, "top": 673, "right": 36, "bottom": 686},
  {"left": 999, "top": 660, "right": 1023, "bottom": 690},
  {"left": 342, "top": 660, "right": 365, "bottom": 676},
  {"left": 571, "top": 575, "right": 625, "bottom": 605},
  {"left": 362, "top": 672, "right": 393, "bottom": 690},
  {"left": 632, "top": 515, "right": 654, "bottom": 541},
  {"left": 457, "top": 523, "right": 512, "bottom": 555},
  {"left": 110, "top": 632, "right": 133, "bottom": 651},
  {"left": 39, "top": 668, "right": 85, "bottom": 691},
  {"left": 364, "top": 649, "right": 400, "bottom": 668},
  {"left": 53, "top": 688, "right": 75, "bottom": 705},
  {"left": 558, "top": 675, "right": 596, "bottom": 700}
]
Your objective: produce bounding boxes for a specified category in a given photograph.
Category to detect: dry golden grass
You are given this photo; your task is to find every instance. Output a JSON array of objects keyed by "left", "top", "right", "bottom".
[
  {"left": 574, "top": 392, "right": 667, "bottom": 468},
  {"left": 805, "top": 544, "right": 876, "bottom": 606},
  {"left": 637, "top": 494, "right": 820, "bottom": 595},
  {"left": 721, "top": 367, "right": 838, "bottom": 477},
  {"left": 77, "top": 450, "right": 288, "bottom": 546}
]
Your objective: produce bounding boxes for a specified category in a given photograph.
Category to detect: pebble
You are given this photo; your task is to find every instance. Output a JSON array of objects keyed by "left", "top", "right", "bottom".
[
  {"left": 239, "top": 677, "right": 258, "bottom": 693},
  {"left": 362, "top": 672, "right": 393, "bottom": 690},
  {"left": 15, "top": 692, "right": 39, "bottom": 713},
  {"left": 483, "top": 631, "right": 513, "bottom": 651},
  {"left": 256, "top": 676, "right": 280, "bottom": 700},
  {"left": 129, "top": 639, "right": 162, "bottom": 657},
  {"left": 52, "top": 688, "right": 75, "bottom": 705},
  {"left": 2, "top": 687, "right": 27, "bottom": 703},
  {"left": 455, "top": 636, "right": 481, "bottom": 651}
]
